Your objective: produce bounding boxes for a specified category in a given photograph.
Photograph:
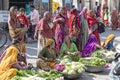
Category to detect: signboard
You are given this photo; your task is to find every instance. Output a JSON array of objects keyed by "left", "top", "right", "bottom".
[
  {"left": 0, "top": 10, "right": 9, "bottom": 22},
  {"left": 52, "top": 1, "right": 59, "bottom": 12}
]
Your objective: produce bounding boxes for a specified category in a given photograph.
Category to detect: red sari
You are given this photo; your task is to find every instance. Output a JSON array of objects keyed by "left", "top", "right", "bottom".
[
  {"left": 69, "top": 8, "right": 79, "bottom": 36},
  {"left": 87, "top": 10, "right": 101, "bottom": 45},
  {"left": 54, "top": 13, "right": 68, "bottom": 52},
  {"left": 69, "top": 8, "right": 81, "bottom": 51}
]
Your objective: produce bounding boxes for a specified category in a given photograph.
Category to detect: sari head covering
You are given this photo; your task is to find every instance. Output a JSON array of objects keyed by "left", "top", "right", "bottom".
[
  {"left": 82, "top": 34, "right": 98, "bottom": 57},
  {"left": 70, "top": 8, "right": 78, "bottom": 16},
  {"left": 87, "top": 10, "right": 94, "bottom": 17},
  {"left": 8, "top": 6, "right": 21, "bottom": 40},
  {"left": 45, "top": 39, "right": 54, "bottom": 47},
  {"left": 69, "top": 8, "right": 79, "bottom": 36},
  {"left": 79, "top": 7, "right": 87, "bottom": 19},
  {"left": 102, "top": 34, "right": 115, "bottom": 47},
  {"left": 8, "top": 6, "right": 20, "bottom": 29},
  {"left": 0, "top": 45, "right": 18, "bottom": 80}
]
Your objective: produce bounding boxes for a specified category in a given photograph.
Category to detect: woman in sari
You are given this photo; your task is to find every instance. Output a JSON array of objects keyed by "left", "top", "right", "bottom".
[
  {"left": 87, "top": 10, "right": 101, "bottom": 45},
  {"left": 0, "top": 39, "right": 27, "bottom": 80},
  {"left": 8, "top": 6, "right": 27, "bottom": 54},
  {"left": 102, "top": 34, "right": 115, "bottom": 51},
  {"left": 102, "top": 6, "right": 109, "bottom": 27},
  {"left": 60, "top": 36, "right": 80, "bottom": 57},
  {"left": 81, "top": 34, "right": 102, "bottom": 57},
  {"left": 53, "top": 7, "right": 68, "bottom": 53},
  {"left": 111, "top": 8, "right": 118, "bottom": 30},
  {"left": 79, "top": 7, "right": 89, "bottom": 50},
  {"left": 69, "top": 8, "right": 81, "bottom": 51},
  {"left": 37, "top": 39, "right": 58, "bottom": 71}
]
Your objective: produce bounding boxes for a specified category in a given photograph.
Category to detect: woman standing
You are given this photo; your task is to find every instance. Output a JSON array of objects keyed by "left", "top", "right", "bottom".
[
  {"left": 111, "top": 8, "right": 118, "bottom": 30},
  {"left": 8, "top": 6, "right": 27, "bottom": 41},
  {"left": 53, "top": 7, "right": 68, "bottom": 53},
  {"left": 79, "top": 7, "right": 89, "bottom": 50},
  {"left": 69, "top": 8, "right": 81, "bottom": 51},
  {"left": 87, "top": 10, "right": 101, "bottom": 45},
  {"left": 102, "top": 6, "right": 109, "bottom": 27}
]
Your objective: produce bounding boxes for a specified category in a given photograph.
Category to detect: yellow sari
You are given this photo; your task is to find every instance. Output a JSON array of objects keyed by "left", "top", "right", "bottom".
[
  {"left": 0, "top": 45, "right": 18, "bottom": 80},
  {"left": 102, "top": 34, "right": 115, "bottom": 47}
]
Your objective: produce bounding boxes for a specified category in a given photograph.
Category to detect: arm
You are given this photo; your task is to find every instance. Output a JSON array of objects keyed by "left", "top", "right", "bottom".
[
  {"left": 11, "top": 61, "right": 27, "bottom": 70},
  {"left": 38, "top": 48, "right": 53, "bottom": 61}
]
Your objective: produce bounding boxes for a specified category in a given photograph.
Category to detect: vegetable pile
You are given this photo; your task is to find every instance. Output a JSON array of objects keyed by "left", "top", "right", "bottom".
[
  {"left": 37, "top": 70, "right": 62, "bottom": 80},
  {"left": 17, "top": 69, "right": 36, "bottom": 77},
  {"left": 91, "top": 50, "right": 103, "bottom": 58},
  {"left": 60, "top": 55, "right": 85, "bottom": 75},
  {"left": 80, "top": 57, "right": 106, "bottom": 66},
  {"left": 8, "top": 76, "right": 21, "bottom": 80},
  {"left": 62, "top": 62, "right": 85, "bottom": 75}
]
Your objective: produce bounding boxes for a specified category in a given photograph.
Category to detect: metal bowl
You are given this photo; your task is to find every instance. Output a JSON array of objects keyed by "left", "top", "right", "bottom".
[
  {"left": 63, "top": 73, "right": 82, "bottom": 79},
  {"left": 85, "top": 65, "right": 104, "bottom": 73},
  {"left": 84, "top": 57, "right": 105, "bottom": 73}
]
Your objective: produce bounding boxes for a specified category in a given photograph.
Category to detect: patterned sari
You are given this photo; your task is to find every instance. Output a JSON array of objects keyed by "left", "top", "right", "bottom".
[{"left": 54, "top": 14, "right": 68, "bottom": 53}]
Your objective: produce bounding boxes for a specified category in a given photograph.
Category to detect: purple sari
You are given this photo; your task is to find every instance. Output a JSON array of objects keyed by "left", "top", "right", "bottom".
[{"left": 81, "top": 34, "right": 98, "bottom": 57}]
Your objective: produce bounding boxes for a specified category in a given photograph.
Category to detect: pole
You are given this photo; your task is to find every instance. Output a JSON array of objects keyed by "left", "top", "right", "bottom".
[{"left": 48, "top": 0, "right": 52, "bottom": 12}]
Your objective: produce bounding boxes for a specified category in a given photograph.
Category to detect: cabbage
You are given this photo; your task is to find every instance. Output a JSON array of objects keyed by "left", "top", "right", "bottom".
[{"left": 68, "top": 70, "right": 76, "bottom": 74}]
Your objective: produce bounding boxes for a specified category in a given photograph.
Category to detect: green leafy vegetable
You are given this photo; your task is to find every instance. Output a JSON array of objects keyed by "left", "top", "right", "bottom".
[
  {"left": 91, "top": 50, "right": 103, "bottom": 58},
  {"left": 8, "top": 76, "right": 21, "bottom": 80},
  {"left": 37, "top": 70, "right": 62, "bottom": 80}
]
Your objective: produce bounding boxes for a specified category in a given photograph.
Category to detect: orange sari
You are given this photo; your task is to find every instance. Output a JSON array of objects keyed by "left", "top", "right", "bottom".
[{"left": 0, "top": 45, "right": 18, "bottom": 80}]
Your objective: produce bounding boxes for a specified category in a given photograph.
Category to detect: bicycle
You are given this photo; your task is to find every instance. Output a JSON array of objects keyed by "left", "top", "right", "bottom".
[{"left": 0, "top": 26, "right": 7, "bottom": 48}]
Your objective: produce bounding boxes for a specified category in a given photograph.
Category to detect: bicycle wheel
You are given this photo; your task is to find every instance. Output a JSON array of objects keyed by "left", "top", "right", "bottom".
[{"left": 0, "top": 29, "right": 7, "bottom": 48}]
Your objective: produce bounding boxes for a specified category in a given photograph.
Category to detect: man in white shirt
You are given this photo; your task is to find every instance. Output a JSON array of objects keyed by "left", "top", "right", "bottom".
[{"left": 27, "top": 5, "right": 39, "bottom": 40}]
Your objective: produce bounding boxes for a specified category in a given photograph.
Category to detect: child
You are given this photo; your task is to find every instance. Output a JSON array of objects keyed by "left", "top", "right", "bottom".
[{"left": 17, "top": 8, "right": 29, "bottom": 42}]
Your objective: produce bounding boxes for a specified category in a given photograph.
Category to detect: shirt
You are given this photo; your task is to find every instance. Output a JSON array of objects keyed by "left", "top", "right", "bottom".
[
  {"left": 27, "top": 9, "right": 39, "bottom": 25},
  {"left": 60, "top": 42, "right": 78, "bottom": 57},
  {"left": 39, "top": 47, "right": 58, "bottom": 59}
]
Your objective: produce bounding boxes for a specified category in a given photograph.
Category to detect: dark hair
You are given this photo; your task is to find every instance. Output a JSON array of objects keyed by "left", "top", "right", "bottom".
[
  {"left": 72, "top": 5, "right": 75, "bottom": 8},
  {"left": 95, "top": 2, "right": 98, "bottom": 5},
  {"left": 79, "top": 0, "right": 81, "bottom": 3},
  {"left": 30, "top": 5, "right": 35, "bottom": 8},
  {"left": 19, "top": 8, "right": 25, "bottom": 12},
  {"left": 57, "top": 7, "right": 60, "bottom": 10}
]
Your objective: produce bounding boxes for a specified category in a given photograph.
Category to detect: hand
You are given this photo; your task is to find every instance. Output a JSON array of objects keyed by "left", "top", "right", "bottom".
[
  {"left": 58, "top": 18, "right": 64, "bottom": 22},
  {"left": 88, "top": 30, "right": 92, "bottom": 35},
  {"left": 34, "top": 32, "right": 37, "bottom": 39},
  {"left": 20, "top": 62, "right": 26, "bottom": 66},
  {"left": 47, "top": 58, "right": 54, "bottom": 62},
  {"left": 39, "top": 38, "right": 43, "bottom": 43}
]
